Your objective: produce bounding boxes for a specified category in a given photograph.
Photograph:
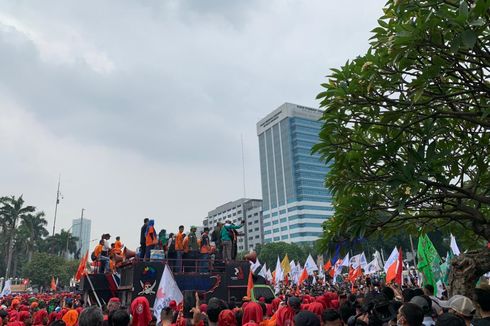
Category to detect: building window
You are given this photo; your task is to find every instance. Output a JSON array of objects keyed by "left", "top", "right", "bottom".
[
  {"left": 254, "top": 212, "right": 259, "bottom": 216},
  {"left": 254, "top": 227, "right": 259, "bottom": 231},
  {"left": 281, "top": 235, "right": 289, "bottom": 240},
  {"left": 248, "top": 222, "right": 253, "bottom": 225},
  {"left": 254, "top": 220, "right": 259, "bottom": 224},
  {"left": 255, "top": 235, "right": 260, "bottom": 239},
  {"left": 248, "top": 237, "right": 253, "bottom": 240},
  {"left": 264, "top": 222, "right": 271, "bottom": 227},
  {"left": 281, "top": 226, "right": 288, "bottom": 231}
]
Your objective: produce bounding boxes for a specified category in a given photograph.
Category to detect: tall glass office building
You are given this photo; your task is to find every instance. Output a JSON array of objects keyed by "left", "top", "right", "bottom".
[
  {"left": 71, "top": 218, "right": 91, "bottom": 256},
  {"left": 257, "top": 103, "right": 333, "bottom": 244}
]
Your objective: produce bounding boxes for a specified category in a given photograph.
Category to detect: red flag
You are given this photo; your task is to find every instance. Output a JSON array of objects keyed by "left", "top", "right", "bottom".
[
  {"left": 298, "top": 268, "right": 308, "bottom": 285},
  {"left": 50, "top": 276, "right": 56, "bottom": 291},
  {"left": 323, "top": 260, "right": 332, "bottom": 271},
  {"left": 247, "top": 270, "right": 254, "bottom": 298},
  {"left": 395, "top": 248, "right": 403, "bottom": 285},
  {"left": 348, "top": 266, "right": 363, "bottom": 282},
  {"left": 348, "top": 267, "right": 355, "bottom": 282},
  {"left": 75, "top": 250, "right": 89, "bottom": 282}
]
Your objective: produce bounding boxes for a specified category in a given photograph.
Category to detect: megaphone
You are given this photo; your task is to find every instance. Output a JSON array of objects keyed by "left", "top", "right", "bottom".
[{"left": 123, "top": 247, "right": 136, "bottom": 260}]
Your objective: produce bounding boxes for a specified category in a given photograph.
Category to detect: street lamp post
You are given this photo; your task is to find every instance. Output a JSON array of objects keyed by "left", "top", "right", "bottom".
[{"left": 79, "top": 209, "right": 85, "bottom": 255}]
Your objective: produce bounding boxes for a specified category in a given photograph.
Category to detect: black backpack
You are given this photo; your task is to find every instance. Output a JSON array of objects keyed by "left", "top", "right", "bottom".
[
  {"left": 225, "top": 226, "right": 234, "bottom": 240},
  {"left": 91, "top": 251, "right": 97, "bottom": 261}
]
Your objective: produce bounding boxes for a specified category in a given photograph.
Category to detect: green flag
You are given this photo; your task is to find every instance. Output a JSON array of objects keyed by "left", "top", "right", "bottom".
[
  {"left": 440, "top": 251, "right": 452, "bottom": 285},
  {"left": 417, "top": 234, "right": 442, "bottom": 289}
]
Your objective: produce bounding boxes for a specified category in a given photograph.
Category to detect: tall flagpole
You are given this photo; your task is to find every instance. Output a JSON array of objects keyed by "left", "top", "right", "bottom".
[{"left": 52, "top": 175, "right": 61, "bottom": 236}]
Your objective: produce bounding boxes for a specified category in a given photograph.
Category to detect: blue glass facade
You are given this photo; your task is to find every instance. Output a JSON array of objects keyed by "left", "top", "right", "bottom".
[{"left": 257, "top": 103, "right": 333, "bottom": 244}]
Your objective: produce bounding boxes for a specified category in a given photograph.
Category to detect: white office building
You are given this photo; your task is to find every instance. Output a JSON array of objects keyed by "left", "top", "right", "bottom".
[{"left": 203, "top": 198, "right": 263, "bottom": 252}]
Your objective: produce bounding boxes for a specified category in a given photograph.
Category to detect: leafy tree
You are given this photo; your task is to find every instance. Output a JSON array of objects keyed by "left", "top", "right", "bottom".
[
  {"left": 0, "top": 196, "right": 36, "bottom": 278},
  {"left": 44, "top": 229, "right": 79, "bottom": 258},
  {"left": 258, "top": 242, "right": 311, "bottom": 269},
  {"left": 23, "top": 252, "right": 78, "bottom": 288},
  {"left": 18, "top": 212, "right": 49, "bottom": 262},
  {"left": 314, "top": 0, "right": 490, "bottom": 295}
]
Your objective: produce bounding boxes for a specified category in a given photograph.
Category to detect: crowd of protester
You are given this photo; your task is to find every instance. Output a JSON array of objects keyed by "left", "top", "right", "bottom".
[
  {"left": 90, "top": 219, "right": 245, "bottom": 275},
  {"left": 0, "top": 280, "right": 489, "bottom": 326}
]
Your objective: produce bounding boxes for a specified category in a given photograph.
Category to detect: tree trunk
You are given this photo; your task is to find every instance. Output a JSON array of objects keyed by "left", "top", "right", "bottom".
[
  {"left": 448, "top": 247, "right": 490, "bottom": 297},
  {"left": 12, "top": 256, "right": 18, "bottom": 276},
  {"left": 4, "top": 234, "right": 14, "bottom": 279}
]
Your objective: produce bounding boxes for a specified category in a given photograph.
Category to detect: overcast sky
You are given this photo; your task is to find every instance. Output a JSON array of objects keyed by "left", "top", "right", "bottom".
[{"left": 0, "top": 0, "right": 385, "bottom": 250}]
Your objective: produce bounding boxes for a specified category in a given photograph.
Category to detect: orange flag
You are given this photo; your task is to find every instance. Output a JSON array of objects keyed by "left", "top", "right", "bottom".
[
  {"left": 348, "top": 266, "right": 363, "bottom": 282},
  {"left": 247, "top": 270, "right": 254, "bottom": 298},
  {"left": 298, "top": 267, "right": 308, "bottom": 285},
  {"left": 323, "top": 260, "right": 332, "bottom": 271},
  {"left": 50, "top": 276, "right": 57, "bottom": 291},
  {"left": 395, "top": 248, "right": 403, "bottom": 285},
  {"left": 75, "top": 250, "right": 89, "bottom": 282}
]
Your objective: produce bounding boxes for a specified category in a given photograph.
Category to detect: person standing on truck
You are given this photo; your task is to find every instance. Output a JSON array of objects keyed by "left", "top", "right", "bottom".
[
  {"left": 199, "top": 228, "right": 211, "bottom": 273},
  {"left": 211, "top": 222, "right": 223, "bottom": 257},
  {"left": 183, "top": 226, "right": 199, "bottom": 272},
  {"left": 221, "top": 220, "right": 244, "bottom": 262},
  {"left": 175, "top": 225, "right": 185, "bottom": 272},
  {"left": 139, "top": 218, "right": 149, "bottom": 259},
  {"left": 145, "top": 220, "right": 158, "bottom": 261}
]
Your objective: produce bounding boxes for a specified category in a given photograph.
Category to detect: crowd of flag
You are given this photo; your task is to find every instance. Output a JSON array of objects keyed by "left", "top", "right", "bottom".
[{"left": 248, "top": 233, "right": 463, "bottom": 297}]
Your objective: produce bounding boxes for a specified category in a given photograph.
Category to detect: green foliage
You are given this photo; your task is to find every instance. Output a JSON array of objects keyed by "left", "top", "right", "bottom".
[
  {"left": 257, "top": 242, "right": 316, "bottom": 268},
  {"left": 23, "top": 252, "right": 79, "bottom": 287},
  {"left": 0, "top": 195, "right": 79, "bottom": 278},
  {"left": 314, "top": 0, "right": 490, "bottom": 251}
]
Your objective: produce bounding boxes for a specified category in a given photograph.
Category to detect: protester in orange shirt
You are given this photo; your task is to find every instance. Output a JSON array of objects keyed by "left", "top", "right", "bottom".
[
  {"left": 114, "top": 236, "right": 123, "bottom": 255},
  {"left": 175, "top": 225, "right": 185, "bottom": 272},
  {"left": 199, "top": 227, "right": 211, "bottom": 273},
  {"left": 92, "top": 239, "right": 104, "bottom": 273},
  {"left": 144, "top": 220, "right": 158, "bottom": 261}
]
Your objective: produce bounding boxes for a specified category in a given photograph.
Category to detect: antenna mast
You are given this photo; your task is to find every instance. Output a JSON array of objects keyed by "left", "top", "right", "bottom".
[{"left": 52, "top": 175, "right": 61, "bottom": 236}]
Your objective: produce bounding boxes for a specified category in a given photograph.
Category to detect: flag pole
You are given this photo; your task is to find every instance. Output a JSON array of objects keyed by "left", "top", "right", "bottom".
[
  {"left": 409, "top": 234, "right": 417, "bottom": 267},
  {"left": 52, "top": 175, "right": 61, "bottom": 236}
]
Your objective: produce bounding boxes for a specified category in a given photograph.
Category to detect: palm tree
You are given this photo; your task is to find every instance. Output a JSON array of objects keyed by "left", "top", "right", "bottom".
[
  {"left": 45, "top": 229, "right": 78, "bottom": 258},
  {"left": 18, "top": 212, "right": 49, "bottom": 262},
  {"left": 0, "top": 196, "right": 36, "bottom": 278}
]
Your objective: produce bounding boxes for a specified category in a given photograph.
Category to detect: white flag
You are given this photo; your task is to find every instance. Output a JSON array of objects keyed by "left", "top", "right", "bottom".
[
  {"left": 360, "top": 252, "right": 368, "bottom": 268},
  {"left": 374, "top": 250, "right": 383, "bottom": 267},
  {"left": 274, "top": 256, "right": 283, "bottom": 294},
  {"left": 266, "top": 269, "right": 273, "bottom": 283},
  {"left": 384, "top": 247, "right": 399, "bottom": 273},
  {"left": 153, "top": 265, "right": 183, "bottom": 323},
  {"left": 250, "top": 258, "right": 261, "bottom": 273},
  {"left": 258, "top": 262, "right": 267, "bottom": 279},
  {"left": 305, "top": 254, "right": 319, "bottom": 275},
  {"left": 341, "top": 253, "right": 350, "bottom": 267},
  {"left": 364, "top": 258, "right": 381, "bottom": 275},
  {"left": 274, "top": 256, "right": 283, "bottom": 283},
  {"left": 450, "top": 234, "right": 461, "bottom": 256},
  {"left": 350, "top": 254, "right": 362, "bottom": 269},
  {"left": 0, "top": 280, "right": 11, "bottom": 298}
]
